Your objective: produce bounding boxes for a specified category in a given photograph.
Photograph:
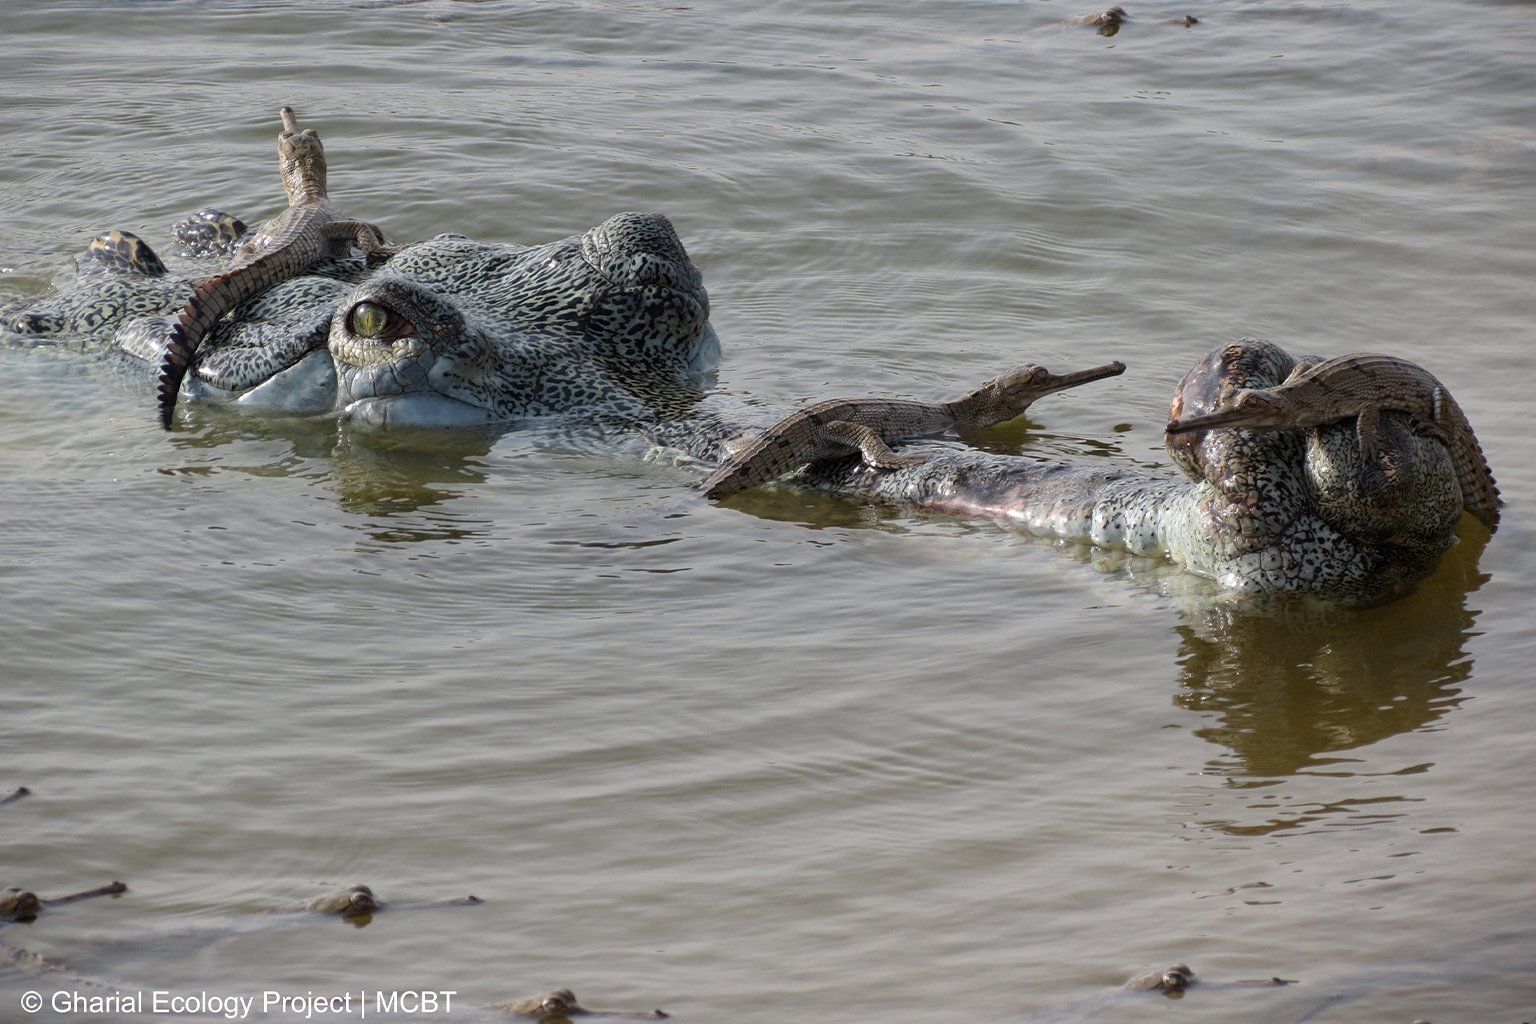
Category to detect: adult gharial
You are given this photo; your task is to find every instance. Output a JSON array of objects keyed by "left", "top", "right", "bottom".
[{"left": 0, "top": 109, "right": 1498, "bottom": 608}]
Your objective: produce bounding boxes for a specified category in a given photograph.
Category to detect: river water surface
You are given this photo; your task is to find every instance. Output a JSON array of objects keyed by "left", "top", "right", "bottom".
[{"left": 2, "top": 1, "right": 1534, "bottom": 1022}]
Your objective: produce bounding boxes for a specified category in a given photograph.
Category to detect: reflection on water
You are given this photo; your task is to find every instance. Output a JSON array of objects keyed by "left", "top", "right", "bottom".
[
  {"left": 1172, "top": 527, "right": 1490, "bottom": 781},
  {"left": 1153, "top": 528, "right": 1493, "bottom": 843},
  {"left": 327, "top": 427, "right": 497, "bottom": 522},
  {"left": 147, "top": 413, "right": 505, "bottom": 540}
]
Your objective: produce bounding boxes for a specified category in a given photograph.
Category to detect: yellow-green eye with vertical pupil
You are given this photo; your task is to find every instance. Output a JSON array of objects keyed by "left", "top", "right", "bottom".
[{"left": 347, "top": 301, "right": 392, "bottom": 338}]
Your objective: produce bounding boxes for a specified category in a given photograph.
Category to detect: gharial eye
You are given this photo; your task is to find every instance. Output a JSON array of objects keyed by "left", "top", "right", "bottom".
[{"left": 346, "top": 300, "right": 396, "bottom": 339}]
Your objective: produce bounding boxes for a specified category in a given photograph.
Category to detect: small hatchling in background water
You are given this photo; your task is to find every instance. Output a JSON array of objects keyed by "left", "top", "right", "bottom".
[
  {"left": 0, "top": 881, "right": 128, "bottom": 923},
  {"left": 1124, "top": 963, "right": 1196, "bottom": 993},
  {"left": 1063, "top": 7, "right": 1200, "bottom": 35},
  {"left": 490, "top": 988, "right": 670, "bottom": 1019},
  {"left": 1122, "top": 963, "right": 1297, "bottom": 995},
  {"left": 262, "top": 883, "right": 484, "bottom": 924}
]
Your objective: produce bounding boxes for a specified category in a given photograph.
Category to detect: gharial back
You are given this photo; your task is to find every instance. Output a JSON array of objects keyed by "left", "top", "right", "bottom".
[
  {"left": 699, "top": 361, "right": 1127, "bottom": 500},
  {"left": 697, "top": 396, "right": 950, "bottom": 500}
]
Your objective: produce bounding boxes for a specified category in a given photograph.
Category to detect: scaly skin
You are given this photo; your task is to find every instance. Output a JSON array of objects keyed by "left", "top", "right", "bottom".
[
  {"left": 156, "top": 106, "right": 386, "bottom": 429},
  {"left": 802, "top": 339, "right": 1476, "bottom": 606},
  {"left": 698, "top": 361, "right": 1127, "bottom": 500},
  {"left": 2, "top": 110, "right": 1496, "bottom": 606},
  {"left": 6, "top": 211, "right": 1492, "bottom": 603},
  {"left": 492, "top": 988, "right": 669, "bottom": 1019},
  {"left": 3, "top": 211, "right": 715, "bottom": 424},
  {"left": 1166, "top": 352, "right": 1500, "bottom": 528}
]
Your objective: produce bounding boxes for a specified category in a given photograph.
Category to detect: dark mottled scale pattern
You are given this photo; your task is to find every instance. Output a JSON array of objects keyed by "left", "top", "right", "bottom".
[
  {"left": 1, "top": 185, "right": 1489, "bottom": 606},
  {"left": 329, "top": 213, "right": 716, "bottom": 429},
  {"left": 801, "top": 337, "right": 1470, "bottom": 607}
]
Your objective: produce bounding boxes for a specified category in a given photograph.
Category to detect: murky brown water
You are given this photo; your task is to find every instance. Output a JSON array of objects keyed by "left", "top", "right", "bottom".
[{"left": 3, "top": 1, "right": 1534, "bottom": 1022}]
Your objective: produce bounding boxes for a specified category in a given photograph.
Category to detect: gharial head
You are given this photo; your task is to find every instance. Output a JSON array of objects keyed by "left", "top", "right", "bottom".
[
  {"left": 343, "top": 884, "right": 378, "bottom": 915},
  {"left": 1166, "top": 385, "right": 1292, "bottom": 434},
  {"left": 277, "top": 106, "right": 328, "bottom": 204},
  {"left": 310, "top": 884, "right": 379, "bottom": 917},
  {"left": 330, "top": 214, "right": 715, "bottom": 430},
  {"left": 541, "top": 989, "right": 579, "bottom": 1015},
  {"left": 983, "top": 364, "right": 1055, "bottom": 404},
  {"left": 0, "top": 886, "right": 42, "bottom": 922},
  {"left": 964, "top": 360, "right": 1127, "bottom": 419},
  {"left": 1160, "top": 963, "right": 1195, "bottom": 991}
]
